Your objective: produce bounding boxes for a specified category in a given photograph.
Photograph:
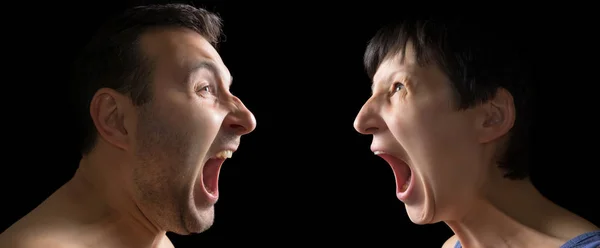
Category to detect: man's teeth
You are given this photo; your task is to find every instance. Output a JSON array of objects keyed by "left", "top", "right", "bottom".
[{"left": 215, "top": 150, "right": 233, "bottom": 159}]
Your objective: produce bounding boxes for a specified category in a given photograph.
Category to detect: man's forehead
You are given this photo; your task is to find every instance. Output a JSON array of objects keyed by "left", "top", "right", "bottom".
[
  {"left": 141, "top": 27, "right": 221, "bottom": 63},
  {"left": 171, "top": 30, "right": 231, "bottom": 82},
  {"left": 188, "top": 59, "right": 232, "bottom": 84},
  {"left": 141, "top": 28, "right": 231, "bottom": 82}
]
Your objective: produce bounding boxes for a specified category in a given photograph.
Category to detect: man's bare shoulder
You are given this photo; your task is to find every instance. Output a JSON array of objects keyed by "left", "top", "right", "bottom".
[
  {"left": 442, "top": 234, "right": 458, "bottom": 248},
  {"left": 0, "top": 237, "right": 70, "bottom": 248},
  {"left": 0, "top": 225, "right": 73, "bottom": 248}
]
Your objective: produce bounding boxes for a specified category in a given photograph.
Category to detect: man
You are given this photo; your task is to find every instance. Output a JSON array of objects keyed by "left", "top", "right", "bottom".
[
  {"left": 353, "top": 19, "right": 599, "bottom": 247},
  {"left": 0, "top": 3, "right": 256, "bottom": 247}
]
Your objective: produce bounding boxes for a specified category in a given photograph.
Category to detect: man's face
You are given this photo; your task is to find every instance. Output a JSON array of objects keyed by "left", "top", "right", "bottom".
[
  {"left": 353, "top": 43, "right": 491, "bottom": 224},
  {"left": 129, "top": 28, "right": 256, "bottom": 234}
]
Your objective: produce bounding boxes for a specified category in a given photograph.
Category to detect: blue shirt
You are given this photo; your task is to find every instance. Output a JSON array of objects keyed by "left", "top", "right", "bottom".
[{"left": 454, "top": 230, "right": 600, "bottom": 248}]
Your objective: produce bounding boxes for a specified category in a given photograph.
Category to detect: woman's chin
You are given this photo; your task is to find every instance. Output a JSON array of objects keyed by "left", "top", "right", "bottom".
[{"left": 405, "top": 202, "right": 436, "bottom": 225}]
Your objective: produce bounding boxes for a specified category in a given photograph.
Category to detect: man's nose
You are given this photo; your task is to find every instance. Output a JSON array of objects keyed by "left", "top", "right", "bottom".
[{"left": 222, "top": 95, "right": 256, "bottom": 135}]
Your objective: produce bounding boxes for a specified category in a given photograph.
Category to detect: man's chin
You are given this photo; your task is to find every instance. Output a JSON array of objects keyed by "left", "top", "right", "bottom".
[{"left": 179, "top": 205, "right": 215, "bottom": 234}]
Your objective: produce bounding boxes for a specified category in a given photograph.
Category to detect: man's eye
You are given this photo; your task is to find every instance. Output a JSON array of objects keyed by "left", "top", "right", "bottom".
[{"left": 197, "top": 85, "right": 215, "bottom": 94}]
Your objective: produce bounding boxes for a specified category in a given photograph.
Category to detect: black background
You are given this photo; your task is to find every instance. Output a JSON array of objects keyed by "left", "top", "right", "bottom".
[{"left": 2, "top": 1, "right": 598, "bottom": 247}]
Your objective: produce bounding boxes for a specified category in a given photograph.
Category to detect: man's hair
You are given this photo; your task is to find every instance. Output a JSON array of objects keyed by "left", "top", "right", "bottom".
[
  {"left": 364, "top": 18, "right": 534, "bottom": 180},
  {"left": 71, "top": 3, "right": 223, "bottom": 155}
]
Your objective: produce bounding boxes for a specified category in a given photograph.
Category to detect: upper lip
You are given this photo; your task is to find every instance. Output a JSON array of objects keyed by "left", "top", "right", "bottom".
[
  {"left": 370, "top": 145, "right": 391, "bottom": 156},
  {"left": 370, "top": 146, "right": 408, "bottom": 164}
]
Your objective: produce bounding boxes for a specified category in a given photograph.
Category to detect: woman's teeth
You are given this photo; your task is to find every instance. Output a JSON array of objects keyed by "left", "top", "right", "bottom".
[{"left": 400, "top": 176, "right": 410, "bottom": 192}]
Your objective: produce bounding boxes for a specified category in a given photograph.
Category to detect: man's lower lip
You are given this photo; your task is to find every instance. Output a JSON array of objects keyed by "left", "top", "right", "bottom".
[{"left": 202, "top": 158, "right": 224, "bottom": 202}]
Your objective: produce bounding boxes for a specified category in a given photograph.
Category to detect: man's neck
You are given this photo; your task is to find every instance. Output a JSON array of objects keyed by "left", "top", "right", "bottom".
[
  {"left": 52, "top": 151, "right": 172, "bottom": 248},
  {"left": 444, "top": 179, "right": 566, "bottom": 248}
]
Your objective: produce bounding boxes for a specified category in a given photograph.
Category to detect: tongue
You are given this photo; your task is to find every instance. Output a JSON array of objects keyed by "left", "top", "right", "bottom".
[
  {"left": 378, "top": 154, "right": 411, "bottom": 193},
  {"left": 202, "top": 158, "right": 223, "bottom": 195}
]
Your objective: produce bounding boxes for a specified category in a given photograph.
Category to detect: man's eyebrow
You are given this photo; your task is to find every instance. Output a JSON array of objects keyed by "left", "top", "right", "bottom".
[{"left": 188, "top": 60, "right": 232, "bottom": 87}]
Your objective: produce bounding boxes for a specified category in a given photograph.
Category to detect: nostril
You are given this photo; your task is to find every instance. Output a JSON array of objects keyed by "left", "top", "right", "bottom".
[
  {"left": 230, "top": 124, "right": 246, "bottom": 132},
  {"left": 364, "top": 127, "right": 378, "bottom": 134}
]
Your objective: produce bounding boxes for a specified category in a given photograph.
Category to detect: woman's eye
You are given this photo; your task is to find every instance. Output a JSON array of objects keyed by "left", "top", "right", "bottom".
[{"left": 393, "top": 83, "right": 404, "bottom": 93}]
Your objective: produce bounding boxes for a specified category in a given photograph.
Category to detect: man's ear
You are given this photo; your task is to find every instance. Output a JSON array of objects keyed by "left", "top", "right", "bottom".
[
  {"left": 89, "top": 88, "right": 132, "bottom": 151},
  {"left": 477, "top": 88, "right": 516, "bottom": 143}
]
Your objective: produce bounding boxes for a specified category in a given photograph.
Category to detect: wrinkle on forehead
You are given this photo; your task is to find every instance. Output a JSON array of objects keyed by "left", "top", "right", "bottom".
[
  {"left": 372, "top": 54, "right": 419, "bottom": 94},
  {"left": 373, "top": 42, "right": 419, "bottom": 86},
  {"left": 139, "top": 27, "right": 231, "bottom": 86}
]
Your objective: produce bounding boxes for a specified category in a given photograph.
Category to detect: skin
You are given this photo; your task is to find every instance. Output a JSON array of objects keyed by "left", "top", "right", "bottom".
[
  {"left": 353, "top": 42, "right": 598, "bottom": 248},
  {"left": 0, "top": 27, "right": 256, "bottom": 248}
]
